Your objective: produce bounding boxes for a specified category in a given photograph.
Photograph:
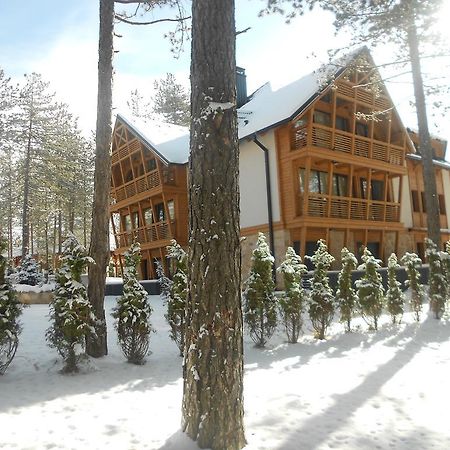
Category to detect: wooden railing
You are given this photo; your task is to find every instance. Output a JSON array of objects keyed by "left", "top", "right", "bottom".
[
  {"left": 116, "top": 221, "right": 175, "bottom": 248},
  {"left": 112, "top": 169, "right": 161, "bottom": 203},
  {"left": 297, "top": 193, "right": 400, "bottom": 222},
  {"left": 291, "top": 124, "right": 404, "bottom": 167},
  {"left": 112, "top": 139, "right": 141, "bottom": 164}
]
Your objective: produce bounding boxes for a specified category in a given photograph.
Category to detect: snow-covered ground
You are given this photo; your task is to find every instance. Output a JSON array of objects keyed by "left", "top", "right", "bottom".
[{"left": 1, "top": 296, "right": 450, "bottom": 450}]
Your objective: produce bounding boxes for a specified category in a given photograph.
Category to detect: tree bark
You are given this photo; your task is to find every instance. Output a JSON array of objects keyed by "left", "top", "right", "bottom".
[
  {"left": 407, "top": 15, "right": 441, "bottom": 247},
  {"left": 182, "top": 1, "right": 246, "bottom": 449},
  {"left": 21, "top": 110, "right": 33, "bottom": 258},
  {"left": 86, "top": 0, "right": 114, "bottom": 358}
]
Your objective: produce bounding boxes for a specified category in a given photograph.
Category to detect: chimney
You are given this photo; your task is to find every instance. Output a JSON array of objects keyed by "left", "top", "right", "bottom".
[{"left": 236, "top": 67, "right": 248, "bottom": 108}]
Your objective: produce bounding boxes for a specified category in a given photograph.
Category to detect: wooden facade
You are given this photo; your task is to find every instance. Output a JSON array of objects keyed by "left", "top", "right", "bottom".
[
  {"left": 110, "top": 53, "right": 450, "bottom": 279},
  {"left": 110, "top": 118, "right": 188, "bottom": 279}
]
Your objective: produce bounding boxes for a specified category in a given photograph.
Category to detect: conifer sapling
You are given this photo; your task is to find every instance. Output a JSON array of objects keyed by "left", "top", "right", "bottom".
[
  {"left": 355, "top": 247, "right": 384, "bottom": 331},
  {"left": 0, "top": 237, "right": 23, "bottom": 375},
  {"left": 425, "top": 238, "right": 446, "bottom": 319},
  {"left": 112, "top": 241, "right": 152, "bottom": 364},
  {"left": 307, "top": 240, "right": 335, "bottom": 340},
  {"left": 244, "top": 232, "right": 277, "bottom": 347},
  {"left": 336, "top": 247, "right": 358, "bottom": 332},
  {"left": 400, "top": 252, "right": 424, "bottom": 322},
  {"left": 386, "top": 253, "right": 404, "bottom": 324},
  {"left": 46, "top": 235, "right": 96, "bottom": 373},
  {"left": 277, "top": 247, "right": 307, "bottom": 343},
  {"left": 17, "top": 254, "right": 43, "bottom": 286}
]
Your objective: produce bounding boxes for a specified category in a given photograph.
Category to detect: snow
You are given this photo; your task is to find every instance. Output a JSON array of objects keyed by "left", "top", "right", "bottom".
[
  {"left": 13, "top": 282, "right": 55, "bottom": 293},
  {"left": 2, "top": 295, "right": 450, "bottom": 449}
]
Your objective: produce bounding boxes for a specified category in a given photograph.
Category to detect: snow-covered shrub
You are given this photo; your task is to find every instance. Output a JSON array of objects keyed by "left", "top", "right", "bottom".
[
  {"left": 336, "top": 247, "right": 358, "bottom": 332},
  {"left": 441, "top": 240, "right": 450, "bottom": 305},
  {"left": 17, "top": 254, "right": 43, "bottom": 286},
  {"left": 0, "top": 237, "right": 23, "bottom": 375},
  {"left": 244, "top": 232, "right": 277, "bottom": 347},
  {"left": 277, "top": 247, "right": 307, "bottom": 343},
  {"left": 307, "top": 240, "right": 335, "bottom": 340},
  {"left": 401, "top": 252, "right": 424, "bottom": 322},
  {"left": 425, "top": 238, "right": 446, "bottom": 319},
  {"left": 386, "top": 253, "right": 404, "bottom": 324},
  {"left": 46, "top": 235, "right": 96, "bottom": 373},
  {"left": 112, "top": 242, "right": 152, "bottom": 364},
  {"left": 164, "top": 240, "right": 187, "bottom": 356},
  {"left": 155, "top": 258, "right": 173, "bottom": 303},
  {"left": 356, "top": 247, "right": 384, "bottom": 331}
]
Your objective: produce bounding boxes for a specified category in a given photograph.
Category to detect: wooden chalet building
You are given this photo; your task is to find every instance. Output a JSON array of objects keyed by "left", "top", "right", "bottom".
[{"left": 110, "top": 48, "right": 450, "bottom": 279}]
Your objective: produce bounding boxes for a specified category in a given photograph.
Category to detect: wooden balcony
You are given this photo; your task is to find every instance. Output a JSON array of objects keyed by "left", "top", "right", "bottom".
[
  {"left": 291, "top": 125, "right": 404, "bottom": 167},
  {"left": 111, "top": 169, "right": 161, "bottom": 204},
  {"left": 116, "top": 220, "right": 175, "bottom": 249},
  {"left": 297, "top": 193, "right": 400, "bottom": 223}
]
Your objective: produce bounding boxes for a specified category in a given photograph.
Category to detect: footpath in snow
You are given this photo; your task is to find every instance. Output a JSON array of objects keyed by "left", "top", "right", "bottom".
[{"left": 1, "top": 295, "right": 450, "bottom": 450}]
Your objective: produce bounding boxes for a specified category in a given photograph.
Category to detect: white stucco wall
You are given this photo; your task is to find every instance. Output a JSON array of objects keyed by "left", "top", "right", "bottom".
[
  {"left": 239, "top": 131, "right": 281, "bottom": 228},
  {"left": 442, "top": 170, "right": 450, "bottom": 228},
  {"left": 398, "top": 175, "right": 413, "bottom": 228}
]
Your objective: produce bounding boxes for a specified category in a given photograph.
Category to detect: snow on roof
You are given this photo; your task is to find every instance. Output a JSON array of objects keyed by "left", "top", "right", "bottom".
[
  {"left": 117, "top": 114, "right": 190, "bottom": 165},
  {"left": 117, "top": 48, "right": 365, "bottom": 162},
  {"left": 406, "top": 153, "right": 450, "bottom": 170}
]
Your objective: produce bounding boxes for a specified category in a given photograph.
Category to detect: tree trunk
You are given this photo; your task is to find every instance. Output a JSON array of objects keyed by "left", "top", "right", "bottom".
[
  {"left": 181, "top": 1, "right": 246, "bottom": 449},
  {"left": 407, "top": 18, "right": 441, "bottom": 247},
  {"left": 21, "top": 112, "right": 33, "bottom": 258},
  {"left": 86, "top": 0, "right": 114, "bottom": 358}
]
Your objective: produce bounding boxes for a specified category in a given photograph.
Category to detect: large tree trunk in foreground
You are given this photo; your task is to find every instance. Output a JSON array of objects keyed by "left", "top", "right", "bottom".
[
  {"left": 86, "top": 0, "right": 114, "bottom": 357},
  {"left": 181, "top": 1, "right": 246, "bottom": 449},
  {"left": 407, "top": 18, "right": 441, "bottom": 247}
]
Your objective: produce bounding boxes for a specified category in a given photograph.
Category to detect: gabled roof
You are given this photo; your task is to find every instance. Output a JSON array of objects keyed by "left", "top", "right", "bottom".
[
  {"left": 116, "top": 47, "right": 369, "bottom": 164},
  {"left": 117, "top": 114, "right": 190, "bottom": 165}
]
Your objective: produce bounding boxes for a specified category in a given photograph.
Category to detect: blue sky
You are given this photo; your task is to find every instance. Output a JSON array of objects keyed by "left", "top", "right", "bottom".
[{"left": 1, "top": 0, "right": 449, "bottom": 147}]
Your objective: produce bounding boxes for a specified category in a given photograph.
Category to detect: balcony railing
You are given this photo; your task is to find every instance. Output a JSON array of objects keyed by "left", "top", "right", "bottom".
[
  {"left": 291, "top": 124, "right": 404, "bottom": 167},
  {"left": 297, "top": 193, "right": 400, "bottom": 222},
  {"left": 112, "top": 169, "right": 161, "bottom": 203},
  {"left": 116, "top": 221, "right": 175, "bottom": 248}
]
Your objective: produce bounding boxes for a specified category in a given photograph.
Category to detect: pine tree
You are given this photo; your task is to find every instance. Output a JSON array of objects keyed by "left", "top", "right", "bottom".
[
  {"left": 441, "top": 240, "right": 450, "bottom": 306},
  {"left": 401, "top": 252, "right": 424, "bottom": 322},
  {"left": 153, "top": 73, "right": 190, "bottom": 126},
  {"left": 425, "top": 238, "right": 446, "bottom": 319},
  {"left": 16, "top": 254, "right": 43, "bottom": 286},
  {"left": 356, "top": 247, "right": 384, "bottom": 330},
  {"left": 307, "top": 239, "right": 335, "bottom": 339},
  {"left": 165, "top": 240, "right": 187, "bottom": 356},
  {"left": 112, "top": 242, "right": 152, "bottom": 364},
  {"left": 336, "top": 247, "right": 358, "bottom": 332},
  {"left": 386, "top": 253, "right": 404, "bottom": 324},
  {"left": 46, "top": 235, "right": 96, "bottom": 373},
  {"left": 277, "top": 246, "right": 307, "bottom": 343},
  {"left": 155, "top": 258, "right": 173, "bottom": 302},
  {"left": 0, "top": 237, "right": 23, "bottom": 375},
  {"left": 244, "top": 232, "right": 277, "bottom": 347}
]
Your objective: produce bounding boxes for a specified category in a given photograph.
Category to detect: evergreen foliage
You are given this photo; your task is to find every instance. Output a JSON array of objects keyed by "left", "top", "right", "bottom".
[
  {"left": 0, "top": 237, "right": 23, "bottom": 375},
  {"left": 386, "top": 253, "right": 404, "bottom": 324},
  {"left": 155, "top": 258, "right": 173, "bottom": 303},
  {"left": 336, "top": 247, "right": 358, "bottom": 332},
  {"left": 244, "top": 233, "right": 277, "bottom": 347},
  {"left": 401, "top": 252, "right": 424, "bottom": 322},
  {"left": 277, "top": 247, "right": 307, "bottom": 343},
  {"left": 356, "top": 247, "right": 384, "bottom": 330},
  {"left": 17, "top": 254, "right": 43, "bottom": 286},
  {"left": 307, "top": 239, "right": 335, "bottom": 339},
  {"left": 112, "top": 242, "right": 152, "bottom": 364},
  {"left": 425, "top": 238, "right": 446, "bottom": 319},
  {"left": 153, "top": 73, "right": 190, "bottom": 126},
  {"left": 441, "top": 240, "right": 450, "bottom": 305},
  {"left": 165, "top": 240, "right": 187, "bottom": 356},
  {"left": 46, "top": 235, "right": 96, "bottom": 373}
]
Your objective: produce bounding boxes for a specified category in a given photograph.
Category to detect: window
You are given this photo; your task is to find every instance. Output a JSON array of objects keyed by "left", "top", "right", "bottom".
[
  {"left": 321, "top": 91, "right": 332, "bottom": 103},
  {"left": 371, "top": 180, "right": 384, "bottom": 201},
  {"left": 356, "top": 122, "right": 369, "bottom": 137},
  {"left": 332, "top": 174, "right": 348, "bottom": 197},
  {"left": 167, "top": 200, "right": 175, "bottom": 220},
  {"left": 412, "top": 190, "right": 420, "bottom": 212},
  {"left": 335, "top": 116, "right": 349, "bottom": 132},
  {"left": 143, "top": 207, "right": 153, "bottom": 225},
  {"left": 155, "top": 203, "right": 165, "bottom": 222},
  {"left": 131, "top": 211, "right": 139, "bottom": 229},
  {"left": 147, "top": 158, "right": 157, "bottom": 172},
  {"left": 123, "top": 214, "right": 132, "bottom": 231},
  {"left": 360, "top": 178, "right": 368, "bottom": 199},
  {"left": 439, "top": 194, "right": 446, "bottom": 215},
  {"left": 298, "top": 169, "right": 328, "bottom": 194},
  {"left": 421, "top": 192, "right": 427, "bottom": 212},
  {"left": 313, "top": 110, "right": 331, "bottom": 127}
]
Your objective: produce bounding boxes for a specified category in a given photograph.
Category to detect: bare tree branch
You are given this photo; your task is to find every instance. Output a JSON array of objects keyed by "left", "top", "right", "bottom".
[{"left": 115, "top": 13, "right": 191, "bottom": 25}]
